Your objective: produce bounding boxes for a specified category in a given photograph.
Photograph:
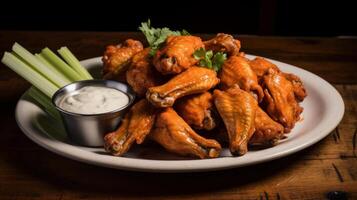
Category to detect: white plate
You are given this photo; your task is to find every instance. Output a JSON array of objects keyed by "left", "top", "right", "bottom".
[{"left": 15, "top": 55, "right": 344, "bottom": 173}]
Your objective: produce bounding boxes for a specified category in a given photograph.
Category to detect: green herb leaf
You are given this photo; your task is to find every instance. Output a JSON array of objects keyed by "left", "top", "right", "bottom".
[
  {"left": 193, "top": 47, "right": 206, "bottom": 60},
  {"left": 212, "top": 52, "right": 227, "bottom": 71},
  {"left": 193, "top": 48, "right": 227, "bottom": 71},
  {"left": 138, "top": 19, "right": 190, "bottom": 56}
]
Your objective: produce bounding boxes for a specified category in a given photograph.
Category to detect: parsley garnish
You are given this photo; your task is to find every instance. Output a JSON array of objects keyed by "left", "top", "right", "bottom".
[
  {"left": 138, "top": 19, "right": 190, "bottom": 56},
  {"left": 193, "top": 48, "right": 227, "bottom": 72}
]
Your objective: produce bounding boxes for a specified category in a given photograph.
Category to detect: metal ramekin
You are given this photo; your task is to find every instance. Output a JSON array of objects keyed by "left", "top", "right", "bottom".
[{"left": 52, "top": 80, "right": 135, "bottom": 147}]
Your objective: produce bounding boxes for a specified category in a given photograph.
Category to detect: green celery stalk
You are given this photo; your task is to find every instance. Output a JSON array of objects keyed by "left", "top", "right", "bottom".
[
  {"left": 41, "top": 47, "right": 83, "bottom": 82},
  {"left": 1, "top": 52, "right": 58, "bottom": 97},
  {"left": 28, "top": 87, "right": 61, "bottom": 121},
  {"left": 58, "top": 47, "right": 93, "bottom": 79},
  {"left": 12, "top": 43, "right": 68, "bottom": 88},
  {"left": 35, "top": 53, "right": 72, "bottom": 84},
  {"left": 35, "top": 53, "right": 54, "bottom": 67}
]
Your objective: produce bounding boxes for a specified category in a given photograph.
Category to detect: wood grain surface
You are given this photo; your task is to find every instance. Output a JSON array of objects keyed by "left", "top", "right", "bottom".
[{"left": 0, "top": 31, "right": 356, "bottom": 200}]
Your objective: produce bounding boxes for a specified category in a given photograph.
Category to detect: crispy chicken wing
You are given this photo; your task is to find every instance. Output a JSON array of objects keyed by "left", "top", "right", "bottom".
[
  {"left": 282, "top": 72, "right": 307, "bottom": 102},
  {"left": 204, "top": 33, "right": 241, "bottom": 56},
  {"left": 213, "top": 86, "right": 258, "bottom": 156},
  {"left": 146, "top": 67, "right": 220, "bottom": 107},
  {"left": 102, "top": 39, "right": 143, "bottom": 80},
  {"left": 153, "top": 35, "right": 204, "bottom": 75},
  {"left": 262, "top": 69, "right": 303, "bottom": 132},
  {"left": 249, "top": 56, "right": 280, "bottom": 79},
  {"left": 149, "top": 108, "right": 221, "bottom": 158},
  {"left": 126, "top": 48, "right": 164, "bottom": 97},
  {"left": 219, "top": 56, "right": 264, "bottom": 102},
  {"left": 213, "top": 107, "right": 285, "bottom": 147},
  {"left": 249, "top": 107, "right": 284, "bottom": 146},
  {"left": 175, "top": 92, "right": 216, "bottom": 130},
  {"left": 249, "top": 57, "right": 306, "bottom": 101},
  {"left": 104, "top": 99, "right": 156, "bottom": 156}
]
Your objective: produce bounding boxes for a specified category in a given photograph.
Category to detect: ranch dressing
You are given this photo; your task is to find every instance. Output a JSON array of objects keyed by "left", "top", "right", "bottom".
[{"left": 58, "top": 86, "right": 129, "bottom": 114}]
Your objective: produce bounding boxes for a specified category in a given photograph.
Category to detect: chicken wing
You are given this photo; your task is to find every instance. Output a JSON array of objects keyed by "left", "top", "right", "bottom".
[
  {"left": 146, "top": 67, "right": 220, "bottom": 107},
  {"left": 153, "top": 35, "right": 204, "bottom": 75},
  {"left": 149, "top": 108, "right": 221, "bottom": 158},
  {"left": 214, "top": 106, "right": 284, "bottom": 148},
  {"left": 249, "top": 56, "right": 280, "bottom": 79},
  {"left": 102, "top": 39, "right": 143, "bottom": 80},
  {"left": 204, "top": 33, "right": 241, "bottom": 56},
  {"left": 249, "top": 107, "right": 284, "bottom": 146},
  {"left": 126, "top": 48, "right": 164, "bottom": 97},
  {"left": 219, "top": 56, "right": 264, "bottom": 102},
  {"left": 282, "top": 72, "right": 307, "bottom": 102},
  {"left": 249, "top": 57, "right": 306, "bottom": 101},
  {"left": 175, "top": 92, "right": 216, "bottom": 130},
  {"left": 213, "top": 86, "right": 258, "bottom": 156},
  {"left": 104, "top": 99, "right": 156, "bottom": 156},
  {"left": 262, "top": 69, "right": 303, "bottom": 132}
]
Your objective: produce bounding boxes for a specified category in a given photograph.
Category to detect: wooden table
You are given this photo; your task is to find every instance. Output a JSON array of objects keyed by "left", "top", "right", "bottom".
[{"left": 0, "top": 31, "right": 356, "bottom": 200}]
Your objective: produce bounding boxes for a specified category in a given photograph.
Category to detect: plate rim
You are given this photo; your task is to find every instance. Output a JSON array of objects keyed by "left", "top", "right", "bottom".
[{"left": 15, "top": 55, "right": 345, "bottom": 173}]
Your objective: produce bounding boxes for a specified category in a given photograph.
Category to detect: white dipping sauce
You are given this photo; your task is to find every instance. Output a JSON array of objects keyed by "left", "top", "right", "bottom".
[{"left": 58, "top": 86, "right": 129, "bottom": 114}]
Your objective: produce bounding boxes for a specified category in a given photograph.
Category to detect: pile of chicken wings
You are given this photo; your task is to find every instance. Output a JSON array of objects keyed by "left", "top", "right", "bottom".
[{"left": 101, "top": 33, "right": 307, "bottom": 159}]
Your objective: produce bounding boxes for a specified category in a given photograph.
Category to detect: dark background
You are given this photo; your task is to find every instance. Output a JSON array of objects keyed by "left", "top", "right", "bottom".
[{"left": 1, "top": 0, "right": 356, "bottom": 36}]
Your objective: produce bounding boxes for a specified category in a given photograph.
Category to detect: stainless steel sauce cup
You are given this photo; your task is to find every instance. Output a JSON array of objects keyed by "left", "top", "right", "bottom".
[{"left": 52, "top": 80, "right": 135, "bottom": 147}]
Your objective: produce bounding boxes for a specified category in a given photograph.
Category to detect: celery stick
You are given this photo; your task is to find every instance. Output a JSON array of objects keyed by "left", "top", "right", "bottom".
[
  {"left": 1, "top": 52, "right": 58, "bottom": 97},
  {"left": 35, "top": 53, "right": 55, "bottom": 68},
  {"left": 35, "top": 53, "right": 72, "bottom": 84},
  {"left": 41, "top": 48, "right": 83, "bottom": 82},
  {"left": 58, "top": 47, "right": 93, "bottom": 79},
  {"left": 28, "top": 87, "right": 61, "bottom": 121},
  {"left": 12, "top": 43, "right": 68, "bottom": 88}
]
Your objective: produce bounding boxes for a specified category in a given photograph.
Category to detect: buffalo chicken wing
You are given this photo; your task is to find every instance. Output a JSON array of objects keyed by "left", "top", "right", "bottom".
[
  {"left": 126, "top": 48, "right": 164, "bottom": 97},
  {"left": 262, "top": 69, "right": 303, "bottom": 132},
  {"left": 204, "top": 33, "right": 241, "bottom": 56},
  {"left": 219, "top": 56, "right": 264, "bottom": 102},
  {"left": 153, "top": 35, "right": 204, "bottom": 75},
  {"left": 282, "top": 72, "right": 307, "bottom": 102},
  {"left": 249, "top": 56, "right": 280, "bottom": 79},
  {"left": 175, "top": 92, "right": 217, "bottom": 130},
  {"left": 102, "top": 39, "right": 143, "bottom": 80},
  {"left": 213, "top": 86, "right": 258, "bottom": 156},
  {"left": 249, "top": 57, "right": 307, "bottom": 102},
  {"left": 146, "top": 67, "right": 219, "bottom": 107},
  {"left": 249, "top": 107, "right": 285, "bottom": 146},
  {"left": 150, "top": 108, "right": 221, "bottom": 158},
  {"left": 104, "top": 99, "right": 156, "bottom": 156}
]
